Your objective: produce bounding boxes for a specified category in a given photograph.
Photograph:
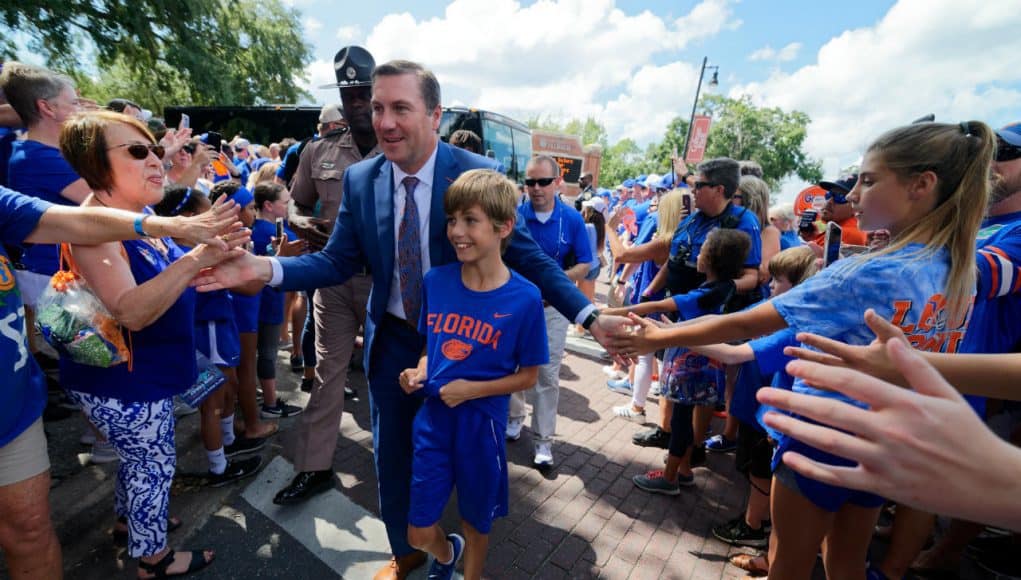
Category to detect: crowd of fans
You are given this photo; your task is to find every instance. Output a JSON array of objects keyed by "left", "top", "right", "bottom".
[{"left": 0, "top": 48, "right": 1020, "bottom": 580}]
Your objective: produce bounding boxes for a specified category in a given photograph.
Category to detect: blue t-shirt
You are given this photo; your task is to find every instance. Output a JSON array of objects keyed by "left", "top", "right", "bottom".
[
  {"left": 660, "top": 284, "right": 728, "bottom": 405},
  {"left": 669, "top": 203, "right": 762, "bottom": 270},
  {"left": 179, "top": 243, "right": 235, "bottom": 324},
  {"left": 0, "top": 187, "right": 51, "bottom": 446},
  {"left": 418, "top": 264, "right": 548, "bottom": 424},
  {"left": 965, "top": 212, "right": 1021, "bottom": 354},
  {"left": 61, "top": 238, "right": 198, "bottom": 402},
  {"left": 779, "top": 230, "right": 801, "bottom": 251},
  {"left": 746, "top": 328, "right": 798, "bottom": 438},
  {"left": 7, "top": 140, "right": 82, "bottom": 275},
  {"left": 626, "top": 212, "right": 665, "bottom": 304},
  {"left": 519, "top": 199, "right": 592, "bottom": 270},
  {"left": 251, "top": 218, "right": 297, "bottom": 325},
  {"left": 771, "top": 244, "right": 969, "bottom": 411}
]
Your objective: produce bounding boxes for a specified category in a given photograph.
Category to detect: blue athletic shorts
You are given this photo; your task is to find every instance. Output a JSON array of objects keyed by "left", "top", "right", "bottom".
[
  {"left": 408, "top": 398, "right": 508, "bottom": 534},
  {"left": 196, "top": 319, "right": 241, "bottom": 368},
  {"left": 773, "top": 435, "right": 884, "bottom": 513},
  {"left": 231, "top": 293, "right": 260, "bottom": 334}
]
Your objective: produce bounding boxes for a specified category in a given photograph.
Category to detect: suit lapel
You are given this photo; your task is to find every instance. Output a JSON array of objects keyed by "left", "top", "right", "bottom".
[
  {"left": 430, "top": 143, "right": 457, "bottom": 266},
  {"left": 374, "top": 160, "right": 395, "bottom": 289}
]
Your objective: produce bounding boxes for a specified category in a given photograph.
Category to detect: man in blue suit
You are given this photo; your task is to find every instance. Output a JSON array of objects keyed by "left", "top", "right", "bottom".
[{"left": 197, "top": 60, "right": 624, "bottom": 579}]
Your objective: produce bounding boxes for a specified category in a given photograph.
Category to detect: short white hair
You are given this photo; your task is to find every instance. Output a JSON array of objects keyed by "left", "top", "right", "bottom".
[{"left": 768, "top": 202, "right": 796, "bottom": 229}]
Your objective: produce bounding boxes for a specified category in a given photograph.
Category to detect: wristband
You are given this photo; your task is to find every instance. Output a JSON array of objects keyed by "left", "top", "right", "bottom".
[
  {"left": 582, "top": 309, "right": 600, "bottom": 331},
  {"left": 133, "top": 215, "right": 149, "bottom": 237}
]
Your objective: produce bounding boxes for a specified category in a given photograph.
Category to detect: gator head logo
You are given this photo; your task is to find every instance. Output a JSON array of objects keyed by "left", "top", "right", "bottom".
[
  {"left": 441, "top": 338, "right": 473, "bottom": 361},
  {"left": 0, "top": 256, "right": 15, "bottom": 292}
]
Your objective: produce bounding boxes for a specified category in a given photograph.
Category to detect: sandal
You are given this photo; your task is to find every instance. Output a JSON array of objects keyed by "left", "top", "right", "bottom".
[
  {"left": 137, "top": 549, "right": 214, "bottom": 579},
  {"left": 114, "top": 516, "right": 182, "bottom": 544},
  {"left": 730, "top": 553, "right": 769, "bottom": 576}
]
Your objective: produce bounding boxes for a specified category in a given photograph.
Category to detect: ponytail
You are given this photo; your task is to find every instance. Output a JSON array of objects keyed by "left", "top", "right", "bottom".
[{"left": 865, "top": 120, "right": 994, "bottom": 318}]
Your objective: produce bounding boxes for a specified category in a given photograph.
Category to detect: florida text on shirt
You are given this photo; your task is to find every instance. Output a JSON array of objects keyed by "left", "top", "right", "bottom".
[{"left": 889, "top": 292, "right": 974, "bottom": 353}]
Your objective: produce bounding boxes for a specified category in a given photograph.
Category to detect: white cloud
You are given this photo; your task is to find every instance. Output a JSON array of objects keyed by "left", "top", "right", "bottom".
[
  {"left": 303, "top": 17, "right": 323, "bottom": 33},
  {"left": 336, "top": 25, "right": 361, "bottom": 43},
  {"left": 748, "top": 42, "right": 801, "bottom": 62},
  {"left": 735, "top": 0, "right": 1021, "bottom": 200}
]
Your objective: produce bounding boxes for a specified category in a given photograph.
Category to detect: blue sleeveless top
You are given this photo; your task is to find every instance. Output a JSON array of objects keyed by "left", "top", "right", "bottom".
[{"left": 60, "top": 238, "right": 198, "bottom": 401}]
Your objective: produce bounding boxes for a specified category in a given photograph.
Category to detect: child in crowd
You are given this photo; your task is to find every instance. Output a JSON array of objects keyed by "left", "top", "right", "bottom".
[
  {"left": 250, "top": 182, "right": 303, "bottom": 418},
  {"left": 208, "top": 182, "right": 284, "bottom": 437},
  {"left": 153, "top": 185, "right": 264, "bottom": 484},
  {"left": 398, "top": 169, "right": 548, "bottom": 580},
  {"left": 605, "top": 228, "right": 752, "bottom": 494},
  {"left": 681, "top": 246, "right": 817, "bottom": 575},
  {"left": 614, "top": 121, "right": 994, "bottom": 579}
]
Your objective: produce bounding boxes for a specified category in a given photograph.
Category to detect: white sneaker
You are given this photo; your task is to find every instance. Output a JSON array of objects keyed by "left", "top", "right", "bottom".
[
  {"left": 88, "top": 441, "right": 119, "bottom": 464},
  {"left": 613, "top": 404, "right": 646, "bottom": 420},
  {"left": 506, "top": 417, "right": 524, "bottom": 441},
  {"left": 602, "top": 365, "right": 617, "bottom": 376},
  {"left": 533, "top": 441, "right": 554, "bottom": 468},
  {"left": 650, "top": 381, "right": 662, "bottom": 396}
]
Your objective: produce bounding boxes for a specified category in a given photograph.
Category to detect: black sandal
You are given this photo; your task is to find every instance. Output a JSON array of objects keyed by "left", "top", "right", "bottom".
[
  {"left": 137, "top": 549, "right": 214, "bottom": 579},
  {"left": 114, "top": 516, "right": 183, "bottom": 544}
]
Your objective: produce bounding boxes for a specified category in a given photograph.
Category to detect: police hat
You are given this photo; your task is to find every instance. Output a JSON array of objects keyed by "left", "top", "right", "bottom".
[{"left": 319, "top": 45, "right": 375, "bottom": 89}]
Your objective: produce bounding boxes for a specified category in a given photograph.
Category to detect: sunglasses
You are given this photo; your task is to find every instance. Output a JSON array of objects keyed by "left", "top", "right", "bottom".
[
  {"left": 524, "top": 177, "right": 556, "bottom": 187},
  {"left": 996, "top": 140, "right": 1021, "bottom": 163},
  {"left": 693, "top": 181, "right": 717, "bottom": 189},
  {"left": 824, "top": 190, "right": 850, "bottom": 204},
  {"left": 182, "top": 144, "right": 196, "bottom": 154},
  {"left": 108, "top": 143, "right": 165, "bottom": 160}
]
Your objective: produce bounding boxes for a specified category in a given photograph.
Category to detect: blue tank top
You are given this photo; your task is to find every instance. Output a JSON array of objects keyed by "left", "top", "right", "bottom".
[{"left": 60, "top": 238, "right": 198, "bottom": 401}]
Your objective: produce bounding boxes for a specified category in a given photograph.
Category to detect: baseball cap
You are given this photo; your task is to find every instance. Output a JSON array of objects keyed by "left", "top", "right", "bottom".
[
  {"left": 622, "top": 178, "right": 635, "bottom": 188},
  {"left": 818, "top": 173, "right": 858, "bottom": 195},
  {"left": 319, "top": 104, "right": 344, "bottom": 124},
  {"left": 227, "top": 186, "right": 254, "bottom": 208},
  {"left": 997, "top": 123, "right": 1021, "bottom": 147},
  {"left": 233, "top": 138, "right": 251, "bottom": 151},
  {"left": 582, "top": 197, "right": 607, "bottom": 213}
]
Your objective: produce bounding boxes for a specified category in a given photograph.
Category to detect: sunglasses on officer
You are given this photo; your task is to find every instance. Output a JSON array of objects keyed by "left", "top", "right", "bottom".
[
  {"left": 996, "top": 138, "right": 1021, "bottom": 163},
  {"left": 524, "top": 177, "right": 556, "bottom": 187},
  {"left": 824, "top": 190, "right": 850, "bottom": 204},
  {"left": 107, "top": 143, "right": 165, "bottom": 160}
]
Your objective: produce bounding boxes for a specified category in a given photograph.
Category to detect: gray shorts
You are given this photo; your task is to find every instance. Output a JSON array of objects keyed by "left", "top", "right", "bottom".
[{"left": 0, "top": 418, "right": 50, "bottom": 486}]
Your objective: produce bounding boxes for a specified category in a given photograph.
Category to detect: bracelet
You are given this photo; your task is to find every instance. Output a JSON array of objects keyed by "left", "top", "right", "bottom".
[
  {"left": 582, "top": 309, "right": 600, "bottom": 331},
  {"left": 134, "top": 215, "right": 149, "bottom": 237}
]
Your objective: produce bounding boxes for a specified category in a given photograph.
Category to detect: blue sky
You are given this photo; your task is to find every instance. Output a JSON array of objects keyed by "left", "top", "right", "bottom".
[{"left": 287, "top": 0, "right": 1021, "bottom": 200}]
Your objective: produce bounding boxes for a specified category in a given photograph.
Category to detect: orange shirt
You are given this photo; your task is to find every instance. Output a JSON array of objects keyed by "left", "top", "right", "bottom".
[{"left": 811, "top": 216, "right": 868, "bottom": 246}]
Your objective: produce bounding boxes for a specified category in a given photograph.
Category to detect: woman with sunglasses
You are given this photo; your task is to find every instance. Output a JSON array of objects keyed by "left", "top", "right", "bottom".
[
  {"left": 57, "top": 111, "right": 250, "bottom": 579},
  {"left": 165, "top": 139, "right": 215, "bottom": 193}
]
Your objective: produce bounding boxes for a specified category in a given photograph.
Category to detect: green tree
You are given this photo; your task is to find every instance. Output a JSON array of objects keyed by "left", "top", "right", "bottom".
[
  {"left": 3, "top": 0, "right": 312, "bottom": 112},
  {"left": 699, "top": 94, "right": 823, "bottom": 189},
  {"left": 527, "top": 115, "right": 608, "bottom": 147},
  {"left": 647, "top": 116, "right": 690, "bottom": 176}
]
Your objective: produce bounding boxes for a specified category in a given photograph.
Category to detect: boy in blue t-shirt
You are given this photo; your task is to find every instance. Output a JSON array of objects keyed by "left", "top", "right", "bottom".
[{"left": 399, "top": 169, "right": 548, "bottom": 580}]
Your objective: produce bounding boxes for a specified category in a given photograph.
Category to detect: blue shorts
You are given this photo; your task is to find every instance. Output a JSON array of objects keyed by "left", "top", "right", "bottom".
[
  {"left": 196, "top": 319, "right": 241, "bottom": 368},
  {"left": 584, "top": 264, "right": 602, "bottom": 281},
  {"left": 408, "top": 398, "right": 508, "bottom": 534},
  {"left": 231, "top": 293, "right": 260, "bottom": 334},
  {"left": 773, "top": 436, "right": 884, "bottom": 513}
]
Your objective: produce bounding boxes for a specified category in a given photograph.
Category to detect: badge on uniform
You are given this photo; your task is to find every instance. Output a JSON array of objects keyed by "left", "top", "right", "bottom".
[{"left": 321, "top": 161, "right": 335, "bottom": 170}]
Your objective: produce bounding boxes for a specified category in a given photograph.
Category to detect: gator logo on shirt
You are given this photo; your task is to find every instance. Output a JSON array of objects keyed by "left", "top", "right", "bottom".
[
  {"left": 426, "top": 312, "right": 503, "bottom": 352},
  {"left": 0, "top": 256, "right": 16, "bottom": 293},
  {"left": 441, "top": 338, "right": 473, "bottom": 361}
]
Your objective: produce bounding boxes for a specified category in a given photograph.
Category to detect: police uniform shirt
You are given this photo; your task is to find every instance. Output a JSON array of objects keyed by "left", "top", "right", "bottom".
[{"left": 290, "top": 130, "right": 382, "bottom": 230}]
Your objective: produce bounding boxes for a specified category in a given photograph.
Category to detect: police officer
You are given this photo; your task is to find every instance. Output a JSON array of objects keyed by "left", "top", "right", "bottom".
[
  {"left": 575, "top": 171, "right": 595, "bottom": 211},
  {"left": 274, "top": 45, "right": 383, "bottom": 506}
]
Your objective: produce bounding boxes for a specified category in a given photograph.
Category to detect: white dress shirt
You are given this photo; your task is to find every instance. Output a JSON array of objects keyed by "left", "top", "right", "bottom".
[{"left": 386, "top": 146, "right": 437, "bottom": 320}]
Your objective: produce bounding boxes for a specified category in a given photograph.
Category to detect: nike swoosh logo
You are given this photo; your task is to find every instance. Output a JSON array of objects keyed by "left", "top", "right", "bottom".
[{"left": 494, "top": 313, "right": 512, "bottom": 319}]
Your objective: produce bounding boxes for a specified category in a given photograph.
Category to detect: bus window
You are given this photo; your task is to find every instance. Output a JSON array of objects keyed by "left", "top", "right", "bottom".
[
  {"left": 511, "top": 127, "right": 532, "bottom": 183},
  {"left": 481, "top": 118, "right": 514, "bottom": 174},
  {"left": 440, "top": 110, "right": 481, "bottom": 143}
]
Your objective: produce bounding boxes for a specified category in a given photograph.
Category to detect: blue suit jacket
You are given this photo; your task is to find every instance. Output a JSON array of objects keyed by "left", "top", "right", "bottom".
[{"left": 279, "top": 141, "right": 589, "bottom": 362}]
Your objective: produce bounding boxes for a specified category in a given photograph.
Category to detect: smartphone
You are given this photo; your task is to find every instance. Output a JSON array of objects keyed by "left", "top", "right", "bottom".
[
  {"left": 682, "top": 192, "right": 692, "bottom": 216},
  {"left": 275, "top": 217, "right": 284, "bottom": 240},
  {"left": 823, "top": 221, "right": 843, "bottom": 267},
  {"left": 798, "top": 209, "right": 818, "bottom": 232},
  {"left": 178, "top": 113, "right": 190, "bottom": 130},
  {"left": 206, "top": 131, "right": 222, "bottom": 152}
]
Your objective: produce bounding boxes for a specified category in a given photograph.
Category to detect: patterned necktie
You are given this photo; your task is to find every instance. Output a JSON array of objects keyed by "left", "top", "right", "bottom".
[{"left": 397, "top": 176, "right": 423, "bottom": 323}]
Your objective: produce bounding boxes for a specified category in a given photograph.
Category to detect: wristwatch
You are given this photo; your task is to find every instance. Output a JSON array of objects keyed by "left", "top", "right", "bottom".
[{"left": 582, "top": 309, "right": 600, "bottom": 331}]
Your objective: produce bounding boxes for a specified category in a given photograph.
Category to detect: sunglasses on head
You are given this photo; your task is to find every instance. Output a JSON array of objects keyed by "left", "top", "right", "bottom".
[
  {"left": 824, "top": 190, "right": 850, "bottom": 204},
  {"left": 108, "top": 143, "right": 165, "bottom": 160},
  {"left": 693, "top": 181, "right": 717, "bottom": 189},
  {"left": 996, "top": 139, "right": 1021, "bottom": 163},
  {"left": 524, "top": 177, "right": 556, "bottom": 187}
]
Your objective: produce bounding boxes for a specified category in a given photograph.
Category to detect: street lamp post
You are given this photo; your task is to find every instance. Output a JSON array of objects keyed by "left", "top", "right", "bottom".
[{"left": 681, "top": 56, "right": 719, "bottom": 162}]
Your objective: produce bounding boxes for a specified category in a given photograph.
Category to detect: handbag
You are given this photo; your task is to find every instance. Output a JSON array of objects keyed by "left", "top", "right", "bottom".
[
  {"left": 178, "top": 351, "right": 226, "bottom": 407},
  {"left": 35, "top": 244, "right": 131, "bottom": 368}
]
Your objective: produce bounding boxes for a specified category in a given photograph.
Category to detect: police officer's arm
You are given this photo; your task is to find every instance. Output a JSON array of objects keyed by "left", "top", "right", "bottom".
[{"left": 287, "top": 142, "right": 331, "bottom": 250}]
